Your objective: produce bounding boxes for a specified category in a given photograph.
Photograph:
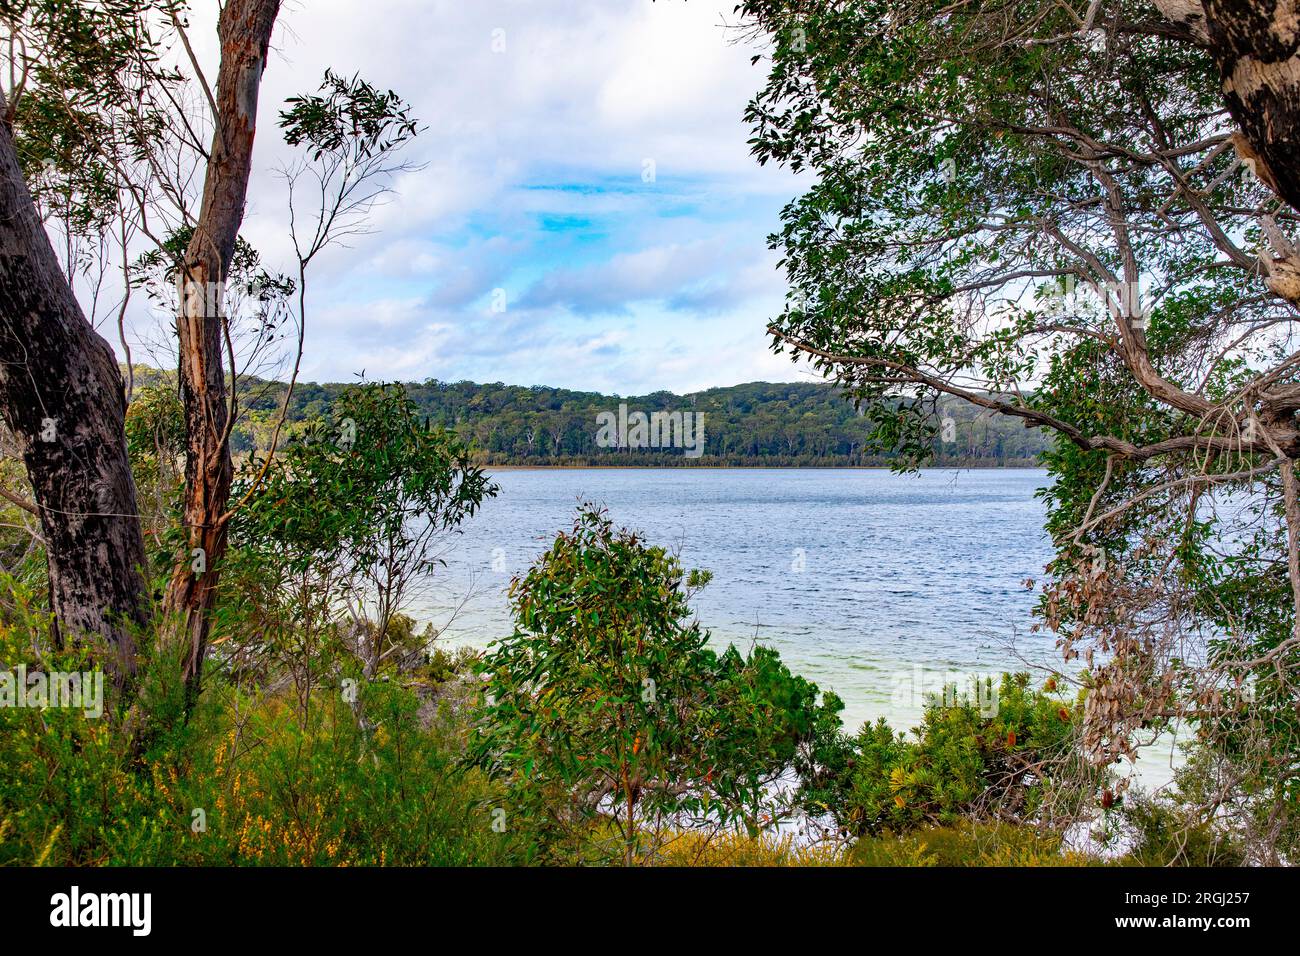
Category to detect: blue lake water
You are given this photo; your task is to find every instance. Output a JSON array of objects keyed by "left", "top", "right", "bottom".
[
  {"left": 412, "top": 466, "right": 1182, "bottom": 786},
  {"left": 412, "top": 467, "right": 1065, "bottom": 734}
]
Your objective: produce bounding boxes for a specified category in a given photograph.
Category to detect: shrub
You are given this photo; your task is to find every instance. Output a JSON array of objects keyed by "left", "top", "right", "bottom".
[
  {"left": 850, "top": 821, "right": 1099, "bottom": 867},
  {"left": 471, "top": 505, "right": 841, "bottom": 864},
  {"left": 649, "top": 830, "right": 845, "bottom": 867},
  {"left": 1112, "top": 794, "right": 1245, "bottom": 868},
  {"left": 799, "top": 674, "right": 1097, "bottom": 835},
  {"left": 0, "top": 606, "right": 518, "bottom": 866}
]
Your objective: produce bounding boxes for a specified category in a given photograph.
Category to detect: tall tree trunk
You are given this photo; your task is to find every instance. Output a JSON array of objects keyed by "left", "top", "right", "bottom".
[
  {"left": 1201, "top": 1, "right": 1300, "bottom": 212},
  {"left": 164, "top": 0, "right": 281, "bottom": 704},
  {"left": 0, "top": 93, "right": 148, "bottom": 684}
]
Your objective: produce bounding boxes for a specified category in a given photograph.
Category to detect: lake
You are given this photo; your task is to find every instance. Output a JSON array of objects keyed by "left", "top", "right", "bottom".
[
  {"left": 410, "top": 467, "right": 1180, "bottom": 784},
  {"left": 412, "top": 467, "right": 1052, "bottom": 714}
]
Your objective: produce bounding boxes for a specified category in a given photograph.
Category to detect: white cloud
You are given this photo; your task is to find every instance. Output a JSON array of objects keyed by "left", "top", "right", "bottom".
[{"left": 111, "top": 0, "right": 810, "bottom": 394}]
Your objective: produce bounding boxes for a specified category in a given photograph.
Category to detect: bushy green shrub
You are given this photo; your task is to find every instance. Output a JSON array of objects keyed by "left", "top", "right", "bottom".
[
  {"left": 0, "top": 689, "right": 521, "bottom": 866},
  {"left": 123, "top": 382, "right": 185, "bottom": 543},
  {"left": 800, "top": 674, "right": 1094, "bottom": 835},
  {"left": 0, "top": 611, "right": 519, "bottom": 866},
  {"left": 471, "top": 505, "right": 842, "bottom": 863}
]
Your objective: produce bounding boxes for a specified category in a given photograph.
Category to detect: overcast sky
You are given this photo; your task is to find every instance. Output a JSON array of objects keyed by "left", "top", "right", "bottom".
[{"left": 125, "top": 0, "right": 817, "bottom": 395}]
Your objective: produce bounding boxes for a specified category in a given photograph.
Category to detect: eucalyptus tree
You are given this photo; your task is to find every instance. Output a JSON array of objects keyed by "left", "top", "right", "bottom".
[
  {"left": 1158, "top": 0, "right": 1300, "bottom": 211},
  {"left": 158, "top": 0, "right": 281, "bottom": 704},
  {"left": 740, "top": 0, "right": 1300, "bottom": 859},
  {"left": 0, "top": 0, "right": 285, "bottom": 696},
  {"left": 226, "top": 382, "right": 494, "bottom": 719},
  {"left": 1, "top": 2, "right": 418, "bottom": 710},
  {"left": 0, "top": 0, "right": 173, "bottom": 681}
]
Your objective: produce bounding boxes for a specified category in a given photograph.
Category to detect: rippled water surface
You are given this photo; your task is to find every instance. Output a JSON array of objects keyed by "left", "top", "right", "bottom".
[{"left": 413, "top": 467, "right": 1067, "bottom": 736}]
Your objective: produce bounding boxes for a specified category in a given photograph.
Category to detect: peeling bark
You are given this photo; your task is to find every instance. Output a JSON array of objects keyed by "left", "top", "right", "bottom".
[
  {"left": 0, "top": 94, "right": 148, "bottom": 683},
  {"left": 164, "top": 0, "right": 280, "bottom": 703},
  {"left": 1153, "top": 0, "right": 1211, "bottom": 43},
  {"left": 1202, "top": 1, "right": 1300, "bottom": 211}
]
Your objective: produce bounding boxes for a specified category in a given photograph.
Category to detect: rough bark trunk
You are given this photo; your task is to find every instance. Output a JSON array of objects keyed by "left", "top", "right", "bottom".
[
  {"left": 1202, "top": 1, "right": 1300, "bottom": 212},
  {"left": 164, "top": 0, "right": 280, "bottom": 704},
  {"left": 0, "top": 95, "right": 149, "bottom": 683}
]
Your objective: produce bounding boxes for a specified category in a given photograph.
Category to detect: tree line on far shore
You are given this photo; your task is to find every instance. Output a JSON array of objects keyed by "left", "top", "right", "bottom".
[{"left": 129, "top": 368, "right": 1052, "bottom": 468}]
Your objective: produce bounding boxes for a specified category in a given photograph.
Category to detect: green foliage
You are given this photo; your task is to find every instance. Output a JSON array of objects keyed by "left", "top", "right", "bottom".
[
  {"left": 123, "top": 382, "right": 184, "bottom": 542},
  {"left": 129, "top": 225, "right": 295, "bottom": 323},
  {"left": 5, "top": 0, "right": 178, "bottom": 234},
  {"left": 471, "top": 505, "right": 840, "bottom": 862},
  {"left": 0, "top": 376, "right": 517, "bottom": 866},
  {"left": 1110, "top": 793, "right": 1245, "bottom": 868},
  {"left": 0, "top": 674, "right": 520, "bottom": 866},
  {"left": 143, "top": 370, "right": 1048, "bottom": 465},
  {"left": 281, "top": 69, "right": 419, "bottom": 162},
  {"left": 742, "top": 0, "right": 1242, "bottom": 467},
  {"left": 649, "top": 829, "right": 846, "bottom": 866},
  {"left": 232, "top": 382, "right": 493, "bottom": 575},
  {"left": 218, "top": 381, "right": 494, "bottom": 704},
  {"left": 799, "top": 674, "right": 1093, "bottom": 836},
  {"left": 124, "top": 382, "right": 184, "bottom": 462},
  {"left": 0, "top": 464, "right": 44, "bottom": 604},
  {"left": 738, "top": 0, "right": 1300, "bottom": 862}
]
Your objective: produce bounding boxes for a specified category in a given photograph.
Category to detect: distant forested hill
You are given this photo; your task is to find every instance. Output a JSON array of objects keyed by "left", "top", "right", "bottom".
[{"left": 130, "top": 369, "right": 1050, "bottom": 467}]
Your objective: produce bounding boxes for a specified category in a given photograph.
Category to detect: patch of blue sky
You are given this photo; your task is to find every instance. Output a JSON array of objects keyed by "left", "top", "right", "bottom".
[{"left": 537, "top": 213, "right": 597, "bottom": 233}]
